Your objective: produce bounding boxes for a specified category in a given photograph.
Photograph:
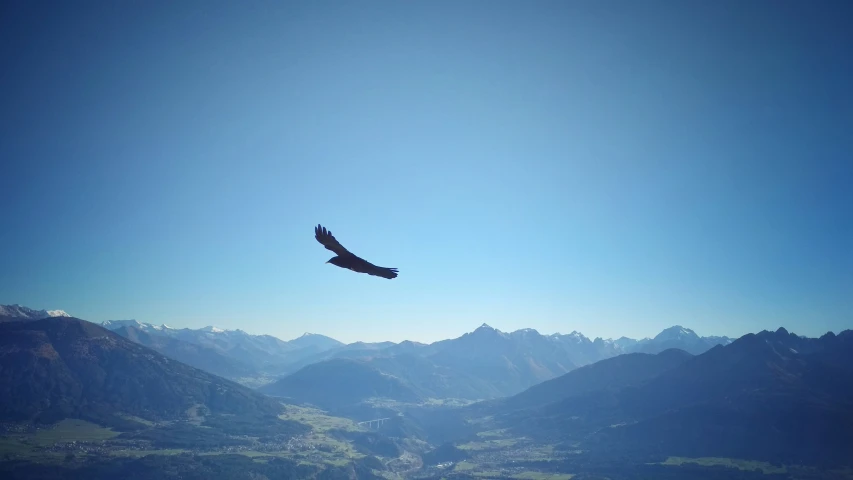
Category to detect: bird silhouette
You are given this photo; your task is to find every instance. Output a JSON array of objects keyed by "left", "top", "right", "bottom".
[{"left": 314, "top": 224, "right": 399, "bottom": 279}]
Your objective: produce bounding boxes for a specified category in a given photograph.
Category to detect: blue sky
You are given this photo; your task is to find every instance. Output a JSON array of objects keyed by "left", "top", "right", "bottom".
[{"left": 1, "top": 0, "right": 850, "bottom": 344}]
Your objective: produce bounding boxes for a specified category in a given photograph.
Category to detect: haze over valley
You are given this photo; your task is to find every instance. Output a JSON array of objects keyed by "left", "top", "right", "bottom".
[{"left": 1, "top": 304, "right": 851, "bottom": 479}]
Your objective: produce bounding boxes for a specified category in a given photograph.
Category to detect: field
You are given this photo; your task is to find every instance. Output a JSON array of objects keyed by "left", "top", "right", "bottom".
[
  {"left": 0, "top": 409, "right": 365, "bottom": 469},
  {"left": 450, "top": 459, "right": 574, "bottom": 480},
  {"left": 458, "top": 438, "right": 518, "bottom": 451},
  {"left": 661, "top": 456, "right": 787, "bottom": 474},
  {"left": 29, "top": 419, "right": 119, "bottom": 445},
  {"left": 5, "top": 412, "right": 852, "bottom": 480},
  {"left": 510, "top": 473, "right": 574, "bottom": 480},
  {"left": 278, "top": 404, "right": 362, "bottom": 432}
]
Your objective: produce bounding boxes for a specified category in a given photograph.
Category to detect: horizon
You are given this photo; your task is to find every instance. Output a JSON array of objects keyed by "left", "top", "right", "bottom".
[
  {"left": 2, "top": 1, "right": 851, "bottom": 344},
  {"left": 2, "top": 301, "right": 842, "bottom": 345}
]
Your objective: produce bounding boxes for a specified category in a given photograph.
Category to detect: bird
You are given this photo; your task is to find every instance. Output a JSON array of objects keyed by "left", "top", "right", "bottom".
[{"left": 314, "top": 224, "right": 399, "bottom": 279}]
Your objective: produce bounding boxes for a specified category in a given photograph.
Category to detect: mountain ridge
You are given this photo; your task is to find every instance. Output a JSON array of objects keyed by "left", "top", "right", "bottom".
[
  {"left": 2, "top": 303, "right": 740, "bottom": 355},
  {"left": 490, "top": 326, "right": 853, "bottom": 466},
  {"left": 0, "top": 317, "right": 288, "bottom": 427},
  {"left": 0, "top": 304, "right": 71, "bottom": 322}
]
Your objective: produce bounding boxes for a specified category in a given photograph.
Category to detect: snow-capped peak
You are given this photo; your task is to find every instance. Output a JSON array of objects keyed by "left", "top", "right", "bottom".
[
  {"left": 201, "top": 326, "right": 226, "bottom": 333},
  {"left": 654, "top": 325, "right": 699, "bottom": 341},
  {"left": 0, "top": 304, "right": 71, "bottom": 320},
  {"left": 550, "top": 330, "right": 590, "bottom": 344},
  {"left": 101, "top": 319, "right": 143, "bottom": 329}
]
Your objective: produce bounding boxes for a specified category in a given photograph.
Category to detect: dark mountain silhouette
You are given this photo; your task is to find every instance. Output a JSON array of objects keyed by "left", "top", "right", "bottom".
[
  {"left": 498, "top": 328, "right": 853, "bottom": 466},
  {"left": 492, "top": 348, "right": 693, "bottom": 411},
  {"left": 0, "top": 317, "right": 286, "bottom": 427},
  {"left": 261, "top": 358, "right": 423, "bottom": 410},
  {"left": 111, "top": 325, "right": 255, "bottom": 380}
]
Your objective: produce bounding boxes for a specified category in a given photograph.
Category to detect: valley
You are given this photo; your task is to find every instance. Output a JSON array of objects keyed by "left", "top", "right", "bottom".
[{"left": 0, "top": 306, "right": 851, "bottom": 479}]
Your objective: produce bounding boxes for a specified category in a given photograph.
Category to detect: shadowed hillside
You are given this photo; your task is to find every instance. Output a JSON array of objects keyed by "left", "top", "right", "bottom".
[
  {"left": 497, "top": 328, "right": 853, "bottom": 466},
  {"left": 491, "top": 348, "right": 693, "bottom": 411},
  {"left": 112, "top": 325, "right": 256, "bottom": 380},
  {"left": 261, "top": 358, "right": 423, "bottom": 410},
  {"left": 0, "top": 317, "right": 286, "bottom": 427}
]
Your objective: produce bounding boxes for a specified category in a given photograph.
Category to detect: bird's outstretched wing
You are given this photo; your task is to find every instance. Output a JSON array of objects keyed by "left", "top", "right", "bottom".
[
  {"left": 315, "top": 224, "right": 352, "bottom": 257},
  {"left": 368, "top": 266, "right": 398, "bottom": 279}
]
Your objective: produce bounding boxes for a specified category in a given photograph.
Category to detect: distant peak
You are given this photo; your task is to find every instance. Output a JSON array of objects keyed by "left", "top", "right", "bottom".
[
  {"left": 660, "top": 325, "right": 696, "bottom": 335},
  {"left": 300, "top": 332, "right": 316, "bottom": 338},
  {"left": 0, "top": 304, "right": 72, "bottom": 320},
  {"left": 201, "top": 326, "right": 226, "bottom": 333},
  {"left": 472, "top": 323, "right": 496, "bottom": 334},
  {"left": 471, "top": 323, "right": 509, "bottom": 339}
]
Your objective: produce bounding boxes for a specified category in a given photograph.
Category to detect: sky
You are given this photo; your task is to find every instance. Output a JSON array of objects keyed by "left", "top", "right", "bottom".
[{"left": 1, "top": 0, "right": 851, "bottom": 344}]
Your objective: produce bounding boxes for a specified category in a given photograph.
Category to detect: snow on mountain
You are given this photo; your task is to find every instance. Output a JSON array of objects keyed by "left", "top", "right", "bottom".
[
  {"left": 200, "top": 326, "right": 227, "bottom": 333},
  {"left": 96, "top": 318, "right": 348, "bottom": 370},
  {"left": 654, "top": 325, "right": 700, "bottom": 341},
  {"left": 101, "top": 319, "right": 144, "bottom": 329},
  {"left": 0, "top": 304, "right": 71, "bottom": 320},
  {"left": 555, "top": 330, "right": 591, "bottom": 343},
  {"left": 704, "top": 335, "right": 733, "bottom": 346},
  {"left": 511, "top": 328, "right": 542, "bottom": 339}
]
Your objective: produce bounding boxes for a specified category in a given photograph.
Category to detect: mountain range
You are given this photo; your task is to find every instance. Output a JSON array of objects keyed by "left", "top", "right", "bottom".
[
  {"left": 98, "top": 318, "right": 345, "bottom": 381},
  {"left": 2, "top": 305, "right": 735, "bottom": 402},
  {"left": 260, "top": 323, "right": 734, "bottom": 405},
  {"left": 0, "top": 316, "right": 289, "bottom": 427},
  {"left": 92, "top": 315, "right": 733, "bottom": 377},
  {"left": 262, "top": 358, "right": 424, "bottom": 410},
  {"left": 473, "top": 327, "right": 853, "bottom": 467},
  {"left": 0, "top": 303, "right": 71, "bottom": 322},
  {"left": 1, "top": 304, "right": 851, "bottom": 477}
]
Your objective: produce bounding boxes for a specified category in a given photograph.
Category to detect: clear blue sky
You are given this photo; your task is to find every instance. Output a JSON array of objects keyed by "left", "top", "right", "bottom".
[{"left": 1, "top": 0, "right": 851, "bottom": 344}]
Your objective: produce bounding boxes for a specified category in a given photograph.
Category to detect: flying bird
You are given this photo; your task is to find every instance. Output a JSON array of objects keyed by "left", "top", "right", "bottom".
[{"left": 314, "top": 224, "right": 399, "bottom": 279}]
